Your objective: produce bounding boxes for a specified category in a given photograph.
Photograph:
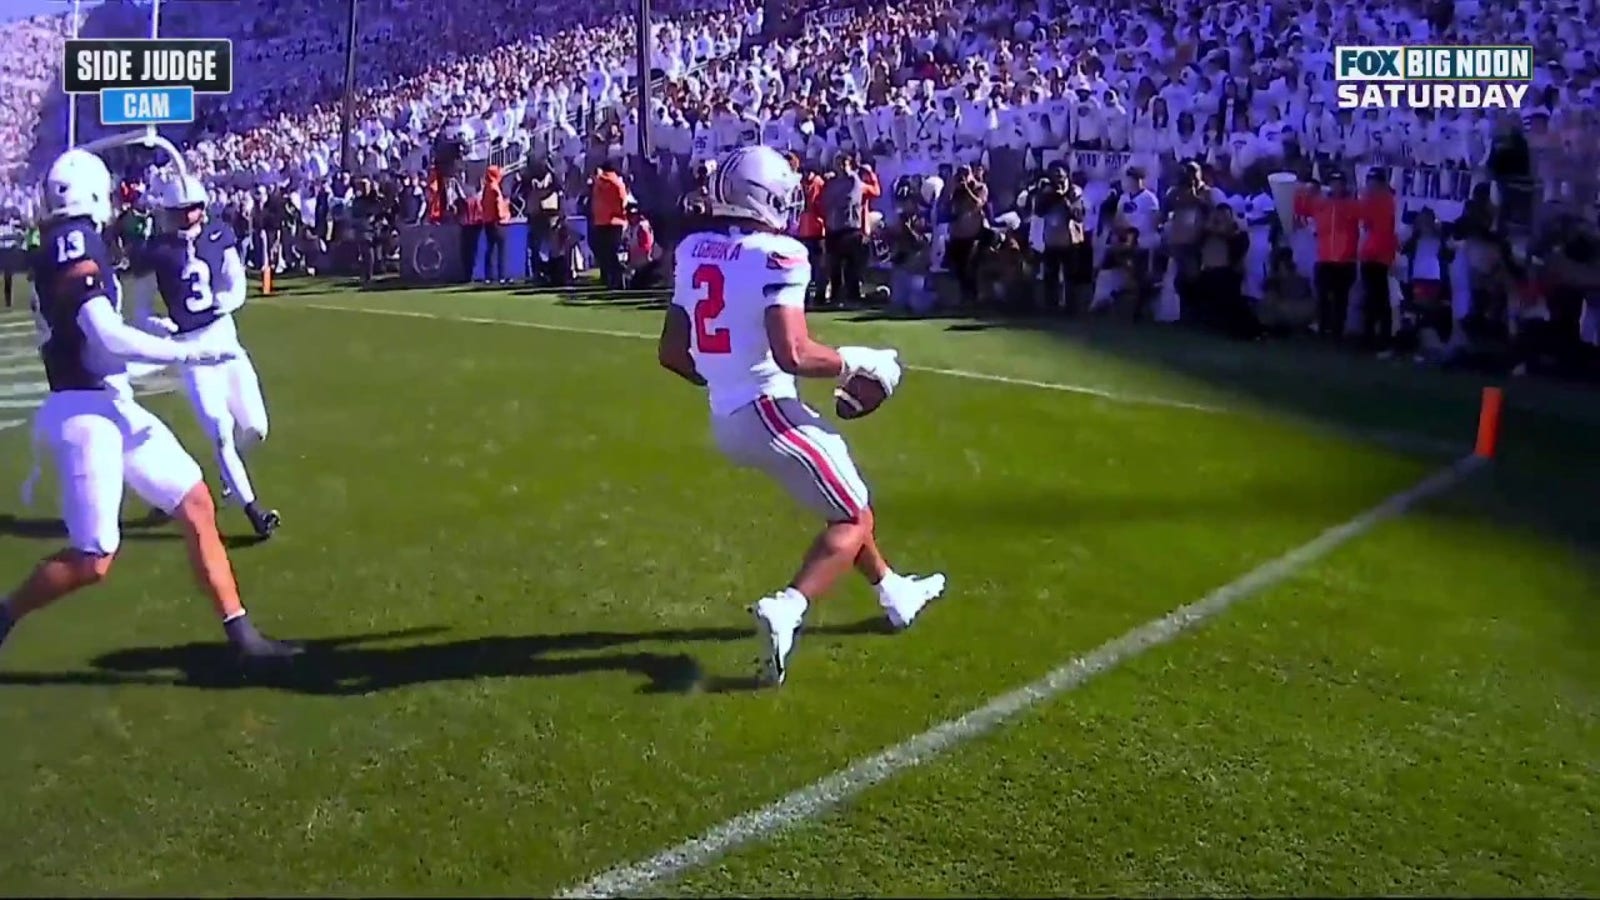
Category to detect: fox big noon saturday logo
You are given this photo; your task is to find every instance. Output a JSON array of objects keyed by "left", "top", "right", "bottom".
[{"left": 1335, "top": 45, "right": 1532, "bottom": 110}]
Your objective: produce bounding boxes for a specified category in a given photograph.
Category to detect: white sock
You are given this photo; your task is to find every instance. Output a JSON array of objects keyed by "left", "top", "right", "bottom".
[
  {"left": 874, "top": 570, "right": 906, "bottom": 603},
  {"left": 778, "top": 587, "right": 809, "bottom": 611}
]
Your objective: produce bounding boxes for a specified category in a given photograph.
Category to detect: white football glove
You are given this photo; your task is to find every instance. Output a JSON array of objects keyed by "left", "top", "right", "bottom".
[
  {"left": 144, "top": 316, "right": 179, "bottom": 336},
  {"left": 837, "top": 346, "right": 903, "bottom": 397}
]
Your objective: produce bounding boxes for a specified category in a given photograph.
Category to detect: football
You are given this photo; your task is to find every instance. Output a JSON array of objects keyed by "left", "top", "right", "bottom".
[{"left": 834, "top": 373, "right": 889, "bottom": 420}]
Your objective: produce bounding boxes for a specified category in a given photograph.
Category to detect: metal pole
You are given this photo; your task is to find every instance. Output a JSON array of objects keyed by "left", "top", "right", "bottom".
[
  {"left": 146, "top": 0, "right": 161, "bottom": 144},
  {"left": 634, "top": 0, "right": 651, "bottom": 161},
  {"left": 340, "top": 0, "right": 359, "bottom": 175},
  {"left": 66, "top": 0, "right": 81, "bottom": 147}
]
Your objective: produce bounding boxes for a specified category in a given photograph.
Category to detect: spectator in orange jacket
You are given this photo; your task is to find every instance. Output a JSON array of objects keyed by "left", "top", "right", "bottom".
[
  {"left": 859, "top": 164, "right": 882, "bottom": 234},
  {"left": 590, "top": 162, "right": 629, "bottom": 289},
  {"left": 796, "top": 167, "right": 827, "bottom": 304},
  {"left": 1358, "top": 169, "right": 1400, "bottom": 352},
  {"left": 425, "top": 166, "right": 445, "bottom": 222},
  {"left": 481, "top": 165, "right": 513, "bottom": 283},
  {"left": 1294, "top": 171, "right": 1363, "bottom": 340}
]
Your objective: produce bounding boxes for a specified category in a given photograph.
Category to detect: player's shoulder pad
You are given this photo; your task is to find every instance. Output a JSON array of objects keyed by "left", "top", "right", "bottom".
[
  {"left": 748, "top": 232, "right": 811, "bottom": 284},
  {"left": 207, "top": 221, "right": 240, "bottom": 249},
  {"left": 43, "top": 218, "right": 109, "bottom": 264},
  {"left": 40, "top": 219, "right": 113, "bottom": 283}
]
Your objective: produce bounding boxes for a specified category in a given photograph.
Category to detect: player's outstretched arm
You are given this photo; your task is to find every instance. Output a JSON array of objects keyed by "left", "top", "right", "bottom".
[
  {"left": 657, "top": 305, "right": 706, "bottom": 386},
  {"left": 61, "top": 262, "right": 224, "bottom": 366}
]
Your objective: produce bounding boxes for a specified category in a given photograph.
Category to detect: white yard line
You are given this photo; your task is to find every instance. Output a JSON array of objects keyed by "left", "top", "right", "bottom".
[
  {"left": 283, "top": 301, "right": 1231, "bottom": 415},
  {"left": 273, "top": 301, "right": 1463, "bottom": 457},
  {"left": 558, "top": 454, "right": 1486, "bottom": 898}
]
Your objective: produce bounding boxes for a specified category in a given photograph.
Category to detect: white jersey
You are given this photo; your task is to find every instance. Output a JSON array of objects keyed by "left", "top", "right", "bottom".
[{"left": 673, "top": 227, "right": 811, "bottom": 417}]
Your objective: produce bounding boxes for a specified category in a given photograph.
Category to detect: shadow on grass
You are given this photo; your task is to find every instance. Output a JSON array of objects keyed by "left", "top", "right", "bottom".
[
  {"left": 0, "top": 618, "right": 892, "bottom": 696},
  {"left": 0, "top": 511, "right": 176, "bottom": 542},
  {"left": 0, "top": 512, "right": 272, "bottom": 550},
  {"left": 868, "top": 307, "right": 1600, "bottom": 555}
]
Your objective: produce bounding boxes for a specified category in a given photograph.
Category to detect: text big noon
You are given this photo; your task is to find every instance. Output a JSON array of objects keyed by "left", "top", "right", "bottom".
[{"left": 76, "top": 48, "right": 220, "bottom": 84}]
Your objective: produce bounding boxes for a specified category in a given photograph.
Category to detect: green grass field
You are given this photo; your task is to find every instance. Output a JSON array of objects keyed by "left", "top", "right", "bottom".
[{"left": 0, "top": 280, "right": 1596, "bottom": 896}]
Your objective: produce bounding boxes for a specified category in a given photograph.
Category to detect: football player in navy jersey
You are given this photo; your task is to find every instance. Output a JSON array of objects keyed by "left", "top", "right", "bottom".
[
  {"left": 0, "top": 149, "right": 300, "bottom": 665},
  {"left": 130, "top": 174, "right": 280, "bottom": 539}
]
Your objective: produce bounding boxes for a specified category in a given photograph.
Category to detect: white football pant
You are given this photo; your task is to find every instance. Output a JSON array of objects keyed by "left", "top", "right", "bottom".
[
  {"left": 175, "top": 320, "right": 268, "bottom": 506},
  {"left": 35, "top": 389, "right": 204, "bottom": 556}
]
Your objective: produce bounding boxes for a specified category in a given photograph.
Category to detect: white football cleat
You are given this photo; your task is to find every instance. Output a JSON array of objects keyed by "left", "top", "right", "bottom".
[
  {"left": 750, "top": 590, "right": 807, "bottom": 686},
  {"left": 880, "top": 573, "right": 946, "bottom": 631}
]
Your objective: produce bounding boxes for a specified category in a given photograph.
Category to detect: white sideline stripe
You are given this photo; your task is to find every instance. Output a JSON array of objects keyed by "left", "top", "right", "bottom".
[
  {"left": 558, "top": 454, "right": 1486, "bottom": 898},
  {"left": 285, "top": 302, "right": 1231, "bottom": 414},
  {"left": 0, "top": 320, "right": 32, "bottom": 331},
  {"left": 0, "top": 384, "right": 176, "bottom": 433},
  {"left": 0, "top": 380, "right": 48, "bottom": 398}
]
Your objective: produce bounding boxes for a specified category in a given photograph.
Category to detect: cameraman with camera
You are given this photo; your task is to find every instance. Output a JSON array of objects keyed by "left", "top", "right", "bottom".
[
  {"left": 819, "top": 153, "right": 872, "bottom": 307},
  {"left": 0, "top": 208, "right": 24, "bottom": 308},
  {"left": 1031, "top": 164, "right": 1087, "bottom": 312},
  {"left": 1162, "top": 160, "right": 1222, "bottom": 323},
  {"left": 349, "top": 176, "right": 385, "bottom": 288},
  {"left": 945, "top": 164, "right": 990, "bottom": 307},
  {"left": 521, "top": 156, "right": 563, "bottom": 283},
  {"left": 1535, "top": 212, "right": 1600, "bottom": 376}
]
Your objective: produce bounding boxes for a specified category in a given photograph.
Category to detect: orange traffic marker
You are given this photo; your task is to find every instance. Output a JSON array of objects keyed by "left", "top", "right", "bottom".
[
  {"left": 261, "top": 264, "right": 274, "bottom": 296},
  {"left": 1474, "top": 386, "right": 1503, "bottom": 459}
]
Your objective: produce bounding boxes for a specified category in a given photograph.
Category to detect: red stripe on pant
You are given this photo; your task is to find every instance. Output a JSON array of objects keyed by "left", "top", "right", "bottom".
[{"left": 754, "top": 395, "right": 862, "bottom": 517}]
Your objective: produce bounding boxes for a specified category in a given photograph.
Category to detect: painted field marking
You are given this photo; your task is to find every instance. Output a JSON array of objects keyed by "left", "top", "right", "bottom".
[
  {"left": 281, "top": 301, "right": 1223, "bottom": 413},
  {"left": 269, "top": 301, "right": 1463, "bottom": 457},
  {"left": 559, "top": 454, "right": 1486, "bottom": 897}
]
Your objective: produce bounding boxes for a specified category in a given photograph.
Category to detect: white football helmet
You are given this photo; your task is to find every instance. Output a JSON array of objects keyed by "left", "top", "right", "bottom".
[
  {"left": 709, "top": 145, "right": 800, "bottom": 232},
  {"left": 41, "top": 148, "right": 114, "bottom": 226},
  {"left": 157, "top": 174, "right": 209, "bottom": 210}
]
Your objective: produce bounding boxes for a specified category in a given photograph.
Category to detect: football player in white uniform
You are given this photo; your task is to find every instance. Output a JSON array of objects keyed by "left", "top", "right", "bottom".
[
  {"left": 129, "top": 175, "right": 280, "bottom": 539},
  {"left": 0, "top": 149, "right": 300, "bottom": 665},
  {"left": 658, "top": 145, "right": 946, "bottom": 686}
]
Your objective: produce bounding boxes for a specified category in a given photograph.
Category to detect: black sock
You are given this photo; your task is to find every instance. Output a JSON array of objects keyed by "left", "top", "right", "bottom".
[
  {"left": 222, "top": 612, "right": 259, "bottom": 646},
  {"left": 0, "top": 600, "right": 15, "bottom": 646}
]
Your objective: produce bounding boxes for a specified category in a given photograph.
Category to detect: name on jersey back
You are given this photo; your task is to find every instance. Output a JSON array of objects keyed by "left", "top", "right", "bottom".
[{"left": 690, "top": 238, "right": 743, "bottom": 262}]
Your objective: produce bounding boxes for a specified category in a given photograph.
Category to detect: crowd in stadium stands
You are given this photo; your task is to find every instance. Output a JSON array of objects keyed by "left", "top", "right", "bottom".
[
  {"left": 1, "top": 0, "right": 1598, "bottom": 374},
  {"left": 2, "top": 0, "right": 1596, "bottom": 198}
]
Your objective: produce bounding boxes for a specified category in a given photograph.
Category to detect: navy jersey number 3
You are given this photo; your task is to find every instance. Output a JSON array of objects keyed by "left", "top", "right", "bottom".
[{"left": 133, "top": 222, "right": 241, "bottom": 335}]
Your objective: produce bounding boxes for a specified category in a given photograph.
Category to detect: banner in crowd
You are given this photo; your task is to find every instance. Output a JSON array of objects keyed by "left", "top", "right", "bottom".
[
  {"left": 1057, "top": 149, "right": 1475, "bottom": 221},
  {"left": 1060, "top": 150, "right": 1134, "bottom": 183},
  {"left": 1062, "top": 149, "right": 1472, "bottom": 204},
  {"left": 803, "top": 5, "right": 857, "bottom": 27}
]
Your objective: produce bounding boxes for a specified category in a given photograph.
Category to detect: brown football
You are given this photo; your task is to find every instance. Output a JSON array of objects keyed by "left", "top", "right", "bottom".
[{"left": 834, "top": 373, "right": 889, "bottom": 420}]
